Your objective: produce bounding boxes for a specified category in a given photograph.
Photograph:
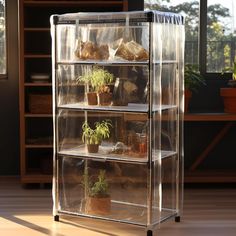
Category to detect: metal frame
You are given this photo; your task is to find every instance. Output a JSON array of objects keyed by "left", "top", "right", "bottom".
[{"left": 51, "top": 11, "right": 184, "bottom": 236}]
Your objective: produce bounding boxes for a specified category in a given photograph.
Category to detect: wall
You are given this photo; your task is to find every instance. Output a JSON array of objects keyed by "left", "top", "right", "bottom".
[
  {"left": 0, "top": 0, "right": 19, "bottom": 175},
  {"left": 128, "top": 0, "right": 144, "bottom": 10}
]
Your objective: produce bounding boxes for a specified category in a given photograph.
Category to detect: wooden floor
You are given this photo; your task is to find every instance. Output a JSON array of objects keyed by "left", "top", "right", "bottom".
[{"left": 0, "top": 177, "right": 236, "bottom": 236}]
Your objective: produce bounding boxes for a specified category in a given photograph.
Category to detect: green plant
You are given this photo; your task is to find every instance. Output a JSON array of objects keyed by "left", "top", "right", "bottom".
[
  {"left": 90, "top": 170, "right": 109, "bottom": 197},
  {"left": 82, "top": 120, "right": 112, "bottom": 145},
  {"left": 83, "top": 169, "right": 109, "bottom": 198},
  {"left": 78, "top": 67, "right": 114, "bottom": 93},
  {"left": 184, "top": 64, "right": 205, "bottom": 92},
  {"left": 222, "top": 57, "right": 236, "bottom": 81}
]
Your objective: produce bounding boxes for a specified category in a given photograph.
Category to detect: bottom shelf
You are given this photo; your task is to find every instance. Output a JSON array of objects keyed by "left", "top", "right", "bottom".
[
  {"left": 185, "top": 170, "right": 236, "bottom": 183},
  {"left": 58, "top": 201, "right": 177, "bottom": 227}
]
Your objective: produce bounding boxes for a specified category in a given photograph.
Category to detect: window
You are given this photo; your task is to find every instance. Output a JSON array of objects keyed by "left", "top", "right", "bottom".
[
  {"left": 144, "top": 0, "right": 200, "bottom": 65},
  {"left": 0, "top": 0, "right": 6, "bottom": 76},
  {"left": 207, "top": 0, "right": 236, "bottom": 72},
  {"left": 145, "top": 0, "right": 236, "bottom": 74}
]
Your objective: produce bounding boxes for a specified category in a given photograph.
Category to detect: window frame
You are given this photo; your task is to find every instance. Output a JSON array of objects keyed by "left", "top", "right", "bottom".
[
  {"left": 199, "top": 0, "right": 234, "bottom": 78},
  {"left": 0, "top": 0, "right": 7, "bottom": 79},
  {"left": 199, "top": 0, "right": 207, "bottom": 75}
]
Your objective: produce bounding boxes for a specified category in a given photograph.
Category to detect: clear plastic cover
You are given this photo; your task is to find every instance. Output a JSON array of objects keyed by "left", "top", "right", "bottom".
[
  {"left": 57, "top": 110, "right": 149, "bottom": 162},
  {"left": 58, "top": 156, "right": 148, "bottom": 225},
  {"left": 56, "top": 22, "right": 149, "bottom": 63},
  {"left": 51, "top": 10, "right": 184, "bottom": 229},
  {"left": 57, "top": 64, "right": 149, "bottom": 108}
]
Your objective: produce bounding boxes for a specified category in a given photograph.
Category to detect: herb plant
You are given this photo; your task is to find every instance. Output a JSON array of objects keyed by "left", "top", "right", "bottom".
[
  {"left": 82, "top": 120, "right": 112, "bottom": 145},
  {"left": 83, "top": 169, "right": 109, "bottom": 198},
  {"left": 90, "top": 170, "right": 109, "bottom": 198},
  {"left": 78, "top": 67, "right": 114, "bottom": 93},
  {"left": 222, "top": 57, "right": 236, "bottom": 81}
]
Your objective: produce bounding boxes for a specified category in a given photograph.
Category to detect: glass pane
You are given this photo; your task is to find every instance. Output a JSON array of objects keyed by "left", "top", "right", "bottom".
[
  {"left": 145, "top": 0, "right": 200, "bottom": 65},
  {"left": 0, "top": 0, "right": 6, "bottom": 75},
  {"left": 207, "top": 0, "right": 236, "bottom": 72}
]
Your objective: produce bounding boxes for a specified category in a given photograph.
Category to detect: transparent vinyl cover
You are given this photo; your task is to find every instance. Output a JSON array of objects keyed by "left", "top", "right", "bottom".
[{"left": 51, "top": 10, "right": 184, "bottom": 229}]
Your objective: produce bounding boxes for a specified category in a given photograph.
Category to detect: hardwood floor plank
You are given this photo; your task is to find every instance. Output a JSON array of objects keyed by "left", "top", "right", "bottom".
[{"left": 0, "top": 177, "right": 236, "bottom": 236}]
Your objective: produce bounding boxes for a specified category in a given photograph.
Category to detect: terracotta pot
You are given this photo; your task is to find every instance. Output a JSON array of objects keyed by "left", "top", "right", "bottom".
[
  {"left": 86, "top": 92, "right": 98, "bottom": 105},
  {"left": 85, "top": 196, "right": 111, "bottom": 215},
  {"left": 184, "top": 89, "right": 192, "bottom": 113},
  {"left": 87, "top": 144, "right": 99, "bottom": 153},
  {"left": 220, "top": 88, "right": 236, "bottom": 113},
  {"left": 98, "top": 92, "right": 112, "bottom": 106}
]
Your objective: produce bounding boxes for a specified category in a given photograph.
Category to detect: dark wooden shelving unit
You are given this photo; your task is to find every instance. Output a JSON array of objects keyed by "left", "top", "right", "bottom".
[{"left": 19, "top": 0, "right": 128, "bottom": 184}]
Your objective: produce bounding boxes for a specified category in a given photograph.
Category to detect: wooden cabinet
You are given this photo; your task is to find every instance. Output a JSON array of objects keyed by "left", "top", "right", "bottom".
[{"left": 18, "top": 0, "right": 128, "bottom": 184}]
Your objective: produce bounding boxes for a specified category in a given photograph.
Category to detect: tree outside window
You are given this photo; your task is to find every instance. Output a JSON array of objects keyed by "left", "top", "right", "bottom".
[
  {"left": 207, "top": 0, "right": 236, "bottom": 72},
  {"left": 145, "top": 0, "right": 200, "bottom": 65},
  {"left": 0, "top": 0, "right": 6, "bottom": 75},
  {"left": 145, "top": 0, "right": 236, "bottom": 73}
]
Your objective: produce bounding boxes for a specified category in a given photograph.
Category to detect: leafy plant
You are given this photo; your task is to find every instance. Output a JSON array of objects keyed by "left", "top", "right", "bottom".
[
  {"left": 184, "top": 64, "right": 205, "bottom": 93},
  {"left": 222, "top": 57, "right": 236, "bottom": 81},
  {"left": 83, "top": 169, "right": 109, "bottom": 198},
  {"left": 78, "top": 67, "right": 114, "bottom": 93},
  {"left": 82, "top": 120, "right": 112, "bottom": 145},
  {"left": 90, "top": 170, "right": 109, "bottom": 197}
]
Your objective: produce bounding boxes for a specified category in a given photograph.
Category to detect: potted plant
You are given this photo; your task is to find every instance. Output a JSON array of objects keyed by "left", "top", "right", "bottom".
[
  {"left": 78, "top": 69, "right": 98, "bottom": 105},
  {"left": 83, "top": 169, "right": 111, "bottom": 215},
  {"left": 184, "top": 64, "right": 205, "bottom": 112},
  {"left": 82, "top": 120, "right": 112, "bottom": 153},
  {"left": 78, "top": 67, "right": 114, "bottom": 106},
  {"left": 220, "top": 58, "right": 236, "bottom": 113},
  {"left": 90, "top": 67, "right": 114, "bottom": 106}
]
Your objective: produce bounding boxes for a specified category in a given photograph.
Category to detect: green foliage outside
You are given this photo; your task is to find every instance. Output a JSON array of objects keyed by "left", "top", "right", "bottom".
[{"left": 144, "top": 0, "right": 235, "bottom": 72}]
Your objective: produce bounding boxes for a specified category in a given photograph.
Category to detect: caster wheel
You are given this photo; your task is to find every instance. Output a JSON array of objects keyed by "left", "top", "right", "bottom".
[
  {"left": 147, "top": 230, "right": 153, "bottom": 236},
  {"left": 175, "top": 216, "right": 181, "bottom": 222},
  {"left": 54, "top": 215, "right": 59, "bottom": 222}
]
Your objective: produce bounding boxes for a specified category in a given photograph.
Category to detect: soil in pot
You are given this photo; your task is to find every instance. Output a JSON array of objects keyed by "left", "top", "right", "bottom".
[
  {"left": 87, "top": 144, "right": 99, "bottom": 153},
  {"left": 86, "top": 92, "right": 98, "bottom": 105},
  {"left": 85, "top": 196, "right": 111, "bottom": 215},
  {"left": 98, "top": 92, "right": 112, "bottom": 106}
]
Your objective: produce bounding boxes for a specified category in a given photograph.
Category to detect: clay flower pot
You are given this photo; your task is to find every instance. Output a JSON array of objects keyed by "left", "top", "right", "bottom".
[
  {"left": 98, "top": 92, "right": 112, "bottom": 106},
  {"left": 85, "top": 196, "right": 111, "bottom": 215},
  {"left": 184, "top": 89, "right": 192, "bottom": 113},
  {"left": 86, "top": 92, "right": 98, "bottom": 105},
  {"left": 87, "top": 144, "right": 99, "bottom": 153},
  {"left": 220, "top": 88, "right": 236, "bottom": 113}
]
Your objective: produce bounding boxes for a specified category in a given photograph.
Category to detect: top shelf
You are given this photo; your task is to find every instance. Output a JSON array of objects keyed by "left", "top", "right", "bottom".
[{"left": 57, "top": 60, "right": 178, "bottom": 66}]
